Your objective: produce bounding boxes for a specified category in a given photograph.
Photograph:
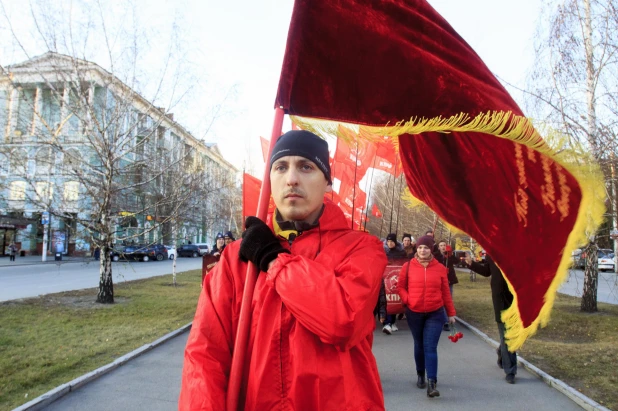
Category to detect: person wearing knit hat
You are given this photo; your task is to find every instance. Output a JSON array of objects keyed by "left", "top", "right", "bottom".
[
  {"left": 210, "top": 233, "right": 226, "bottom": 257},
  {"left": 382, "top": 233, "right": 406, "bottom": 335},
  {"left": 224, "top": 231, "right": 235, "bottom": 245},
  {"left": 402, "top": 233, "right": 416, "bottom": 257},
  {"left": 396, "top": 233, "right": 456, "bottom": 398},
  {"left": 181, "top": 129, "right": 388, "bottom": 410}
]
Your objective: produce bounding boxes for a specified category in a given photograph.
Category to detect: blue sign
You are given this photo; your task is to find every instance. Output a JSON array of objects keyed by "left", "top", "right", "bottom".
[{"left": 42, "top": 211, "right": 50, "bottom": 225}]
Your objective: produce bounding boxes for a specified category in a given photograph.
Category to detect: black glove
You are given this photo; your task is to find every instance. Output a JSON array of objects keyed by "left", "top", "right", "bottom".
[{"left": 239, "top": 217, "right": 290, "bottom": 272}]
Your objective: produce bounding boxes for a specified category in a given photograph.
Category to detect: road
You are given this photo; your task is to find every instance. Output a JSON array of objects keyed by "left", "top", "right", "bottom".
[
  {"left": 0, "top": 257, "right": 203, "bottom": 302},
  {"left": 558, "top": 268, "right": 618, "bottom": 304}
]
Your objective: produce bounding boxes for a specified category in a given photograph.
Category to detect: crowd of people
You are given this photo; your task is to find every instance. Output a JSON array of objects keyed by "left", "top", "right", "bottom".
[{"left": 180, "top": 129, "right": 515, "bottom": 411}]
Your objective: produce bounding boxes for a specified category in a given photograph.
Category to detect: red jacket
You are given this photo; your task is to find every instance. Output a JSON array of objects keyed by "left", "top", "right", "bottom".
[
  {"left": 179, "top": 202, "right": 387, "bottom": 410},
  {"left": 396, "top": 258, "right": 456, "bottom": 317}
]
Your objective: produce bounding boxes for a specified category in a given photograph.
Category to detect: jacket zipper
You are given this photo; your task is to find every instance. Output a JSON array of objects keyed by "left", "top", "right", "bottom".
[
  {"left": 280, "top": 303, "right": 285, "bottom": 406},
  {"left": 423, "top": 265, "right": 427, "bottom": 313}
]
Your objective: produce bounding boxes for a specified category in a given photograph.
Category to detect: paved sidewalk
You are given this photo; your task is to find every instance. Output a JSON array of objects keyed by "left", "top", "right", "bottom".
[
  {"left": 42, "top": 320, "right": 582, "bottom": 411},
  {"left": 0, "top": 255, "right": 90, "bottom": 267}
]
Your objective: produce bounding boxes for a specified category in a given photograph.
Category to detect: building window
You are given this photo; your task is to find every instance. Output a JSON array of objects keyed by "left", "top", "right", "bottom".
[
  {"left": 40, "top": 88, "right": 61, "bottom": 132},
  {"left": 35, "top": 148, "right": 54, "bottom": 174},
  {"left": 0, "top": 153, "right": 8, "bottom": 175},
  {"left": 35, "top": 181, "right": 54, "bottom": 203},
  {"left": 62, "top": 149, "right": 81, "bottom": 175},
  {"left": 64, "top": 181, "right": 80, "bottom": 202},
  {"left": 9, "top": 181, "right": 26, "bottom": 201},
  {"left": 16, "top": 88, "right": 36, "bottom": 136},
  {"left": 10, "top": 150, "right": 28, "bottom": 175}
]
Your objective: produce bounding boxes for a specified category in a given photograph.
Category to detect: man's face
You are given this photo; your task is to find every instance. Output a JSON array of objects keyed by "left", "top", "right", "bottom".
[
  {"left": 271, "top": 156, "right": 332, "bottom": 222},
  {"left": 216, "top": 238, "right": 224, "bottom": 248},
  {"left": 224, "top": 237, "right": 233, "bottom": 245},
  {"left": 438, "top": 242, "right": 447, "bottom": 253},
  {"left": 387, "top": 240, "right": 396, "bottom": 249},
  {"left": 403, "top": 238, "right": 411, "bottom": 247}
]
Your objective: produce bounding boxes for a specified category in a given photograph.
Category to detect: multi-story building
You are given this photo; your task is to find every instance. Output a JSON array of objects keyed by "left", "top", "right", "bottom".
[{"left": 0, "top": 52, "right": 238, "bottom": 256}]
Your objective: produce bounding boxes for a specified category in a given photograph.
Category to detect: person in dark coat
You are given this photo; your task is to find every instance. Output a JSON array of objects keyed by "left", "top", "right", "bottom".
[
  {"left": 210, "top": 233, "right": 225, "bottom": 257},
  {"left": 382, "top": 233, "right": 406, "bottom": 334},
  {"left": 464, "top": 254, "right": 517, "bottom": 384},
  {"left": 402, "top": 233, "right": 416, "bottom": 258},
  {"left": 435, "top": 240, "right": 459, "bottom": 331},
  {"left": 435, "top": 240, "right": 459, "bottom": 295},
  {"left": 384, "top": 233, "right": 407, "bottom": 260}
]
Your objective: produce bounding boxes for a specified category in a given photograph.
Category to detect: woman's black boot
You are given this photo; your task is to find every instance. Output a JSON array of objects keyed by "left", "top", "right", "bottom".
[
  {"left": 416, "top": 372, "right": 426, "bottom": 389},
  {"left": 426, "top": 379, "right": 440, "bottom": 397}
]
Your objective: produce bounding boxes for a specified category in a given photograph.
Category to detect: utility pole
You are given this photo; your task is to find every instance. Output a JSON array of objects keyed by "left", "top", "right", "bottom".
[{"left": 41, "top": 211, "right": 49, "bottom": 262}]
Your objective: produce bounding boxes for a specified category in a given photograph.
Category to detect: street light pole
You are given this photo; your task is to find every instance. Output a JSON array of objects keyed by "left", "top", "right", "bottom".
[{"left": 41, "top": 210, "right": 49, "bottom": 262}]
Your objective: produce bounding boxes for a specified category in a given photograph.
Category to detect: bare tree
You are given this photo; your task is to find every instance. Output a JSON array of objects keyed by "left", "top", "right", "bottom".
[
  {"left": 526, "top": 0, "right": 618, "bottom": 312},
  {"left": 0, "top": 1, "right": 236, "bottom": 303}
]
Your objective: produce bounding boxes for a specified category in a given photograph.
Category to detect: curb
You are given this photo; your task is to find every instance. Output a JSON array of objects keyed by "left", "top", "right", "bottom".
[
  {"left": 455, "top": 317, "right": 611, "bottom": 411},
  {"left": 13, "top": 322, "right": 193, "bottom": 411}
]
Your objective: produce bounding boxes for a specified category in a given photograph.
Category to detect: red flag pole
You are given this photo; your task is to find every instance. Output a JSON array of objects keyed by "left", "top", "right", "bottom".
[{"left": 227, "top": 107, "right": 284, "bottom": 411}]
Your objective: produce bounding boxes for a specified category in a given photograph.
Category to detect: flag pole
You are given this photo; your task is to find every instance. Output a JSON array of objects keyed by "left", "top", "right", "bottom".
[
  {"left": 388, "top": 160, "right": 398, "bottom": 233},
  {"left": 351, "top": 140, "right": 358, "bottom": 229},
  {"left": 227, "top": 107, "right": 284, "bottom": 411},
  {"left": 363, "top": 156, "right": 377, "bottom": 231},
  {"left": 394, "top": 174, "right": 404, "bottom": 236}
]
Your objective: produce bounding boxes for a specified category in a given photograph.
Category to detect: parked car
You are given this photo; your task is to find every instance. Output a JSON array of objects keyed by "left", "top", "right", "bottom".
[
  {"left": 165, "top": 245, "right": 176, "bottom": 260},
  {"left": 598, "top": 249, "right": 615, "bottom": 272},
  {"left": 452, "top": 250, "right": 469, "bottom": 267},
  {"left": 571, "top": 248, "right": 614, "bottom": 271},
  {"left": 121, "top": 244, "right": 168, "bottom": 262},
  {"left": 110, "top": 247, "right": 123, "bottom": 262},
  {"left": 177, "top": 244, "right": 200, "bottom": 258},
  {"left": 194, "top": 243, "right": 210, "bottom": 256}
]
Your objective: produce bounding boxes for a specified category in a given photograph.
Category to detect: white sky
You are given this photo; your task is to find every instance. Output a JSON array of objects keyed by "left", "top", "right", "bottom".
[{"left": 1, "top": 0, "right": 541, "bottom": 175}]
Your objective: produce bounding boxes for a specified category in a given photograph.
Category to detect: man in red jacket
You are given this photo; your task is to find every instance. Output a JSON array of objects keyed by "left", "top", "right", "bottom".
[{"left": 179, "top": 130, "right": 388, "bottom": 410}]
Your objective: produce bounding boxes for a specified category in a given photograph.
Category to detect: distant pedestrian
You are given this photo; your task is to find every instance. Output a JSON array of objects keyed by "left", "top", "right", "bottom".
[
  {"left": 402, "top": 233, "right": 416, "bottom": 258},
  {"left": 8, "top": 242, "right": 18, "bottom": 262},
  {"left": 210, "top": 233, "right": 225, "bottom": 257},
  {"left": 93, "top": 247, "right": 101, "bottom": 261},
  {"left": 223, "top": 231, "right": 235, "bottom": 246},
  {"left": 464, "top": 253, "right": 517, "bottom": 384},
  {"left": 397, "top": 235, "right": 456, "bottom": 398},
  {"left": 435, "top": 240, "right": 459, "bottom": 331}
]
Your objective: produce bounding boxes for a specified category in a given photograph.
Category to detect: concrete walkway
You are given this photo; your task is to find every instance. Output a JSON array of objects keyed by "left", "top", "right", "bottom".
[
  {"left": 42, "top": 320, "right": 583, "bottom": 411},
  {"left": 0, "top": 255, "right": 89, "bottom": 267}
]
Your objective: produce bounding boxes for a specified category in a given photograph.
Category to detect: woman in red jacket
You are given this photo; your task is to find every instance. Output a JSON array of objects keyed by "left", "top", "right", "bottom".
[{"left": 397, "top": 235, "right": 456, "bottom": 398}]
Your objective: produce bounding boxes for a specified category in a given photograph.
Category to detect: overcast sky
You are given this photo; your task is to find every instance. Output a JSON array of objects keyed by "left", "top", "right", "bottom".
[{"left": 1, "top": 0, "right": 541, "bottom": 175}]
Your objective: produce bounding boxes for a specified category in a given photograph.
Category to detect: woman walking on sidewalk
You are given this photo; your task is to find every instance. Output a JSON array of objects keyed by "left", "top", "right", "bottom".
[{"left": 397, "top": 235, "right": 456, "bottom": 398}]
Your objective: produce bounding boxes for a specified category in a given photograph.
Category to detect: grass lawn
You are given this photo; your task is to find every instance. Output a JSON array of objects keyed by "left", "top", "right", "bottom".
[
  {"left": 454, "top": 270, "right": 618, "bottom": 410},
  {"left": 0, "top": 270, "right": 202, "bottom": 411}
]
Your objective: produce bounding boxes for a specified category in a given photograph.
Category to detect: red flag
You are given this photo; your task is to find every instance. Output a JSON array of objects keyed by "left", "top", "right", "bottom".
[
  {"left": 260, "top": 137, "right": 269, "bottom": 164},
  {"left": 243, "top": 173, "right": 275, "bottom": 223},
  {"left": 274, "top": 0, "right": 604, "bottom": 350},
  {"left": 372, "top": 204, "right": 382, "bottom": 218}
]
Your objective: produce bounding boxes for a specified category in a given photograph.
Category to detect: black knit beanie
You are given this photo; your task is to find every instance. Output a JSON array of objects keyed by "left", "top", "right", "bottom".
[{"left": 270, "top": 130, "right": 332, "bottom": 184}]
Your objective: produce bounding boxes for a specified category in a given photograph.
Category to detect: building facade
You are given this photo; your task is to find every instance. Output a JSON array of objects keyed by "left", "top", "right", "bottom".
[{"left": 0, "top": 52, "right": 238, "bottom": 256}]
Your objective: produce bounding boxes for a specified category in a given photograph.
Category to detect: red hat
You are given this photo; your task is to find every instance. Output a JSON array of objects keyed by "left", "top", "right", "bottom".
[{"left": 416, "top": 235, "right": 434, "bottom": 249}]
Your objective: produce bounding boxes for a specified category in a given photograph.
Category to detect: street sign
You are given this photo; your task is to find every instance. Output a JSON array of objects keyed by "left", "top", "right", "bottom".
[{"left": 42, "top": 211, "right": 50, "bottom": 225}]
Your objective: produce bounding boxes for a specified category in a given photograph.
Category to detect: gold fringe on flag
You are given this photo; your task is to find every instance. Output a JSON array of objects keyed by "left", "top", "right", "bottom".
[{"left": 292, "top": 111, "right": 606, "bottom": 351}]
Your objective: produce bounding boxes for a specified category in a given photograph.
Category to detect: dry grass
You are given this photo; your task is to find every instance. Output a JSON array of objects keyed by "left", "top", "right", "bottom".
[
  {"left": 0, "top": 270, "right": 202, "bottom": 411},
  {"left": 454, "top": 271, "right": 618, "bottom": 410}
]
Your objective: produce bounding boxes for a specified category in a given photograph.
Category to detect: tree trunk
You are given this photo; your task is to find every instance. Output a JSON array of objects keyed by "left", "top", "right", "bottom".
[
  {"left": 580, "top": 241, "right": 598, "bottom": 312},
  {"left": 97, "top": 242, "right": 114, "bottom": 304}
]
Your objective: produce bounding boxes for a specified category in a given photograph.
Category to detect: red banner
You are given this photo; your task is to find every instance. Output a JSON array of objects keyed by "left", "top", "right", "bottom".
[
  {"left": 274, "top": 0, "right": 601, "bottom": 350},
  {"left": 383, "top": 264, "right": 407, "bottom": 315},
  {"left": 242, "top": 173, "right": 275, "bottom": 223}
]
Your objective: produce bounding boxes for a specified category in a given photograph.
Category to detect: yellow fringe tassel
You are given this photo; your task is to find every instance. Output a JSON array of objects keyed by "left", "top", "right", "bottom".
[{"left": 292, "top": 111, "right": 606, "bottom": 352}]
